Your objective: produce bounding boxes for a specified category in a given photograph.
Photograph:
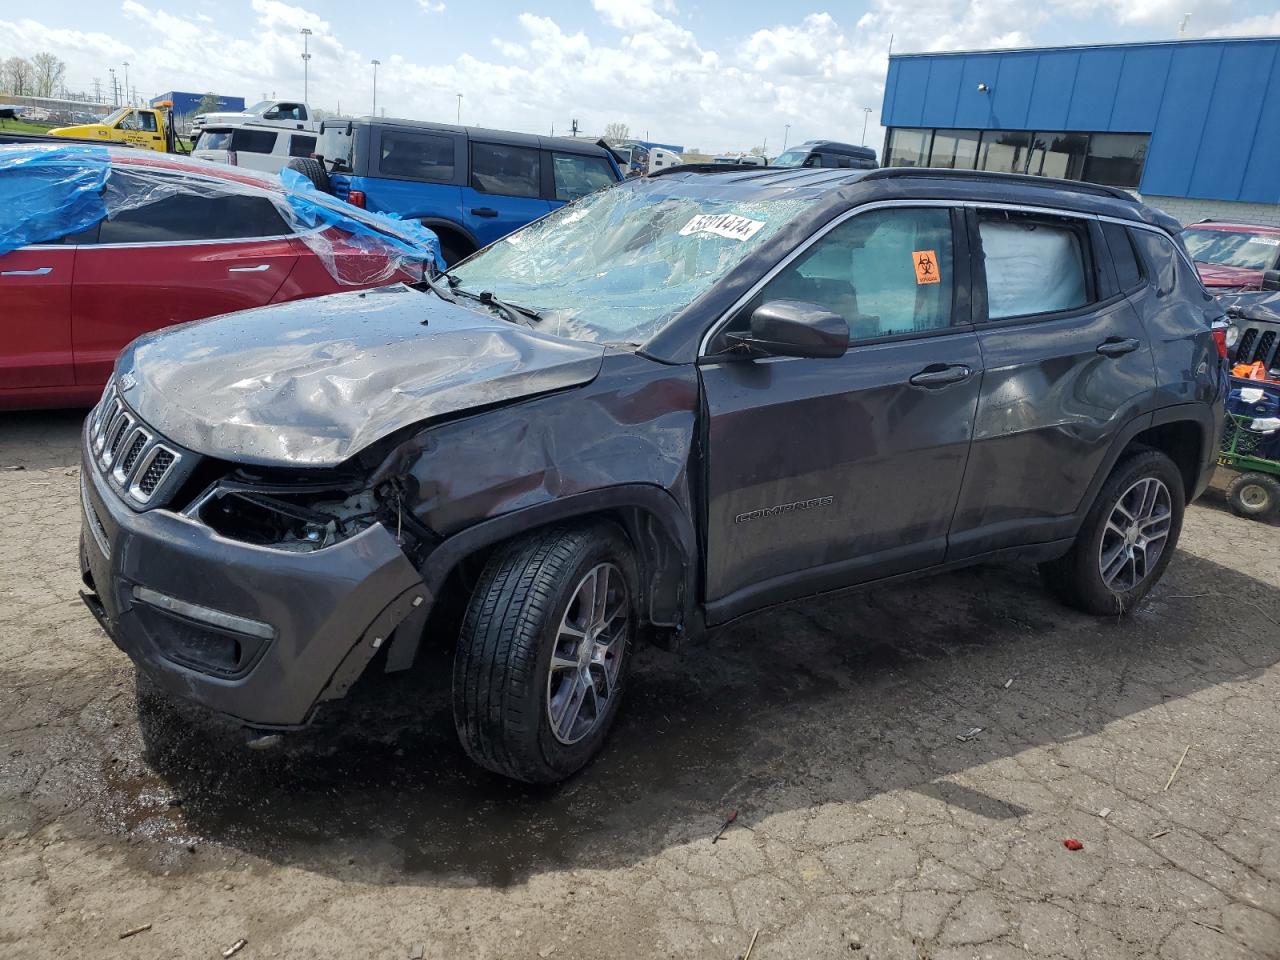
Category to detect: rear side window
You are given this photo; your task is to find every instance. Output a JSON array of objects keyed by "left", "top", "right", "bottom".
[
  {"left": 551, "top": 153, "right": 615, "bottom": 201},
  {"left": 1102, "top": 221, "right": 1144, "bottom": 291},
  {"left": 199, "top": 130, "right": 233, "bottom": 152},
  {"left": 376, "top": 130, "right": 455, "bottom": 182},
  {"left": 96, "top": 172, "right": 289, "bottom": 244},
  {"left": 231, "top": 129, "right": 278, "bottom": 154},
  {"left": 978, "top": 212, "right": 1092, "bottom": 320},
  {"left": 471, "top": 143, "right": 540, "bottom": 198},
  {"left": 289, "top": 134, "right": 316, "bottom": 158}
]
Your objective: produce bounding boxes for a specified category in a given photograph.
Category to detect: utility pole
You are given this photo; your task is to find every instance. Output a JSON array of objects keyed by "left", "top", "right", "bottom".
[
  {"left": 300, "top": 28, "right": 312, "bottom": 102},
  {"left": 861, "top": 107, "right": 873, "bottom": 145},
  {"left": 370, "top": 59, "right": 380, "bottom": 117},
  {"left": 456, "top": 92, "right": 462, "bottom": 124},
  {"left": 782, "top": 123, "right": 791, "bottom": 151},
  {"left": 92, "top": 78, "right": 101, "bottom": 102},
  {"left": 123, "top": 62, "right": 130, "bottom": 104},
  {"left": 108, "top": 68, "right": 117, "bottom": 106}
]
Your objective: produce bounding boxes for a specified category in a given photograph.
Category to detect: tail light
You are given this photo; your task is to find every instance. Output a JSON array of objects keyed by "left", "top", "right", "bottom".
[
  {"left": 1211, "top": 320, "right": 1230, "bottom": 359},
  {"left": 226, "top": 150, "right": 238, "bottom": 166},
  {"left": 347, "top": 190, "right": 366, "bottom": 208}
]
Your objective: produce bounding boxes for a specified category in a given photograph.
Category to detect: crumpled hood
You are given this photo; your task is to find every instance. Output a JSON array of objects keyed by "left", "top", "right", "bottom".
[{"left": 117, "top": 284, "right": 605, "bottom": 467}]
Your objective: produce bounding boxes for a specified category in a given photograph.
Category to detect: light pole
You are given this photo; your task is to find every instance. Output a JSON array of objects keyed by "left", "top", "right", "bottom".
[
  {"left": 123, "top": 62, "right": 130, "bottom": 104},
  {"left": 370, "top": 59, "right": 380, "bottom": 117},
  {"left": 456, "top": 92, "right": 462, "bottom": 124},
  {"left": 300, "top": 29, "right": 312, "bottom": 103},
  {"left": 861, "top": 107, "right": 872, "bottom": 146},
  {"left": 782, "top": 123, "right": 791, "bottom": 152}
]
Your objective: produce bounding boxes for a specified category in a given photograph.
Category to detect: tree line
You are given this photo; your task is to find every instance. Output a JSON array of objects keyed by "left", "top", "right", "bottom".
[{"left": 2, "top": 53, "right": 69, "bottom": 98}]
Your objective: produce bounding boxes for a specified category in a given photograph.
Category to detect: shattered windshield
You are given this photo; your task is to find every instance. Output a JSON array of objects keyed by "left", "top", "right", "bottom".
[{"left": 448, "top": 182, "right": 813, "bottom": 345}]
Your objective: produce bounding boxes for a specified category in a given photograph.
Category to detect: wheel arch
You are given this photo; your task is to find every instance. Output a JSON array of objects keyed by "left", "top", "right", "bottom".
[
  {"left": 419, "top": 485, "right": 698, "bottom": 652},
  {"left": 416, "top": 218, "right": 478, "bottom": 260}
]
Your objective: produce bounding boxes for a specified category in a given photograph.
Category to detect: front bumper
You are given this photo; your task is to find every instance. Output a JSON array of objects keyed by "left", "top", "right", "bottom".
[{"left": 78, "top": 427, "right": 427, "bottom": 728}]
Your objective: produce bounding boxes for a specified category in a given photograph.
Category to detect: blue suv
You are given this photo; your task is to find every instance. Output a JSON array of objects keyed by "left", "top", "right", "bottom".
[{"left": 290, "top": 118, "right": 623, "bottom": 264}]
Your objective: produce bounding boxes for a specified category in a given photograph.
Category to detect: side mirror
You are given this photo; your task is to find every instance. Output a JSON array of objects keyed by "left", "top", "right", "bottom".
[
  {"left": 728, "top": 300, "right": 849, "bottom": 359},
  {"left": 1263, "top": 269, "right": 1280, "bottom": 291},
  {"left": 262, "top": 110, "right": 280, "bottom": 119}
]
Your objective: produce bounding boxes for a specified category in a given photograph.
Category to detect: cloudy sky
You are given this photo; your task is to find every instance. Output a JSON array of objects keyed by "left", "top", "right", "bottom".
[{"left": 4, "top": 0, "right": 1279, "bottom": 152}]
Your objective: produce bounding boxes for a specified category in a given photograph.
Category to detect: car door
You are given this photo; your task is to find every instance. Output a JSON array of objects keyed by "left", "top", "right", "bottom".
[
  {"left": 947, "top": 206, "right": 1156, "bottom": 560},
  {"left": 699, "top": 204, "right": 983, "bottom": 622},
  {"left": 70, "top": 169, "right": 298, "bottom": 388},
  {"left": 0, "top": 245, "right": 77, "bottom": 390},
  {"left": 462, "top": 141, "right": 551, "bottom": 246}
]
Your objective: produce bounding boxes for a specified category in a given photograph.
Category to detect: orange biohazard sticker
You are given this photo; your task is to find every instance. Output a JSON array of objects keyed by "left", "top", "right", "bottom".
[{"left": 913, "top": 250, "right": 941, "bottom": 285}]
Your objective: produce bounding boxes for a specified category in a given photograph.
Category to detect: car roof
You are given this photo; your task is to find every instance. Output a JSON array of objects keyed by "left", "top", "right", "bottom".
[
  {"left": 336, "top": 116, "right": 612, "bottom": 156},
  {"left": 1185, "top": 221, "right": 1280, "bottom": 235},
  {"left": 793, "top": 140, "right": 876, "bottom": 157},
  {"left": 647, "top": 165, "right": 1175, "bottom": 229},
  {"left": 105, "top": 148, "right": 287, "bottom": 192}
]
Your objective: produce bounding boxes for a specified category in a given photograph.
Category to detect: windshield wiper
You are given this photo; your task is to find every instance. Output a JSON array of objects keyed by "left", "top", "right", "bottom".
[
  {"left": 419, "top": 269, "right": 457, "bottom": 306},
  {"left": 452, "top": 286, "right": 542, "bottom": 326}
]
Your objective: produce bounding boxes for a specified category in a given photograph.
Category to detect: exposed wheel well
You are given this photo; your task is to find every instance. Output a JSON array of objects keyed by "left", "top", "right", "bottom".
[
  {"left": 423, "top": 222, "right": 476, "bottom": 264},
  {"left": 420, "top": 506, "right": 693, "bottom": 657},
  {"left": 1127, "top": 420, "right": 1203, "bottom": 496}
]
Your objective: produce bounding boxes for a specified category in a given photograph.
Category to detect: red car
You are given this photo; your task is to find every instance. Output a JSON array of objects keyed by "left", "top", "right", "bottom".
[
  {"left": 1180, "top": 220, "right": 1280, "bottom": 294},
  {"left": 2, "top": 150, "right": 426, "bottom": 409}
]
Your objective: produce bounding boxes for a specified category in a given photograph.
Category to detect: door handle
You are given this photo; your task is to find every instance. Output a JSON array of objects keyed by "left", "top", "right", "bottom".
[
  {"left": 909, "top": 364, "right": 972, "bottom": 388},
  {"left": 470, "top": 207, "right": 499, "bottom": 218},
  {"left": 228, "top": 264, "right": 271, "bottom": 273},
  {"left": 1096, "top": 337, "right": 1141, "bottom": 357},
  {"left": 1, "top": 266, "right": 53, "bottom": 276}
]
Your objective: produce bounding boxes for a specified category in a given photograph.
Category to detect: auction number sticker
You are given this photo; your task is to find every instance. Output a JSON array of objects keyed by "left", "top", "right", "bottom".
[
  {"left": 679, "top": 213, "right": 766, "bottom": 241},
  {"left": 1253, "top": 237, "right": 1280, "bottom": 247}
]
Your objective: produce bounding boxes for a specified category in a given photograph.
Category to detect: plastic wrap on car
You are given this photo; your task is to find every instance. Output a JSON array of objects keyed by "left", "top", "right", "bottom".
[
  {"left": 0, "top": 144, "right": 443, "bottom": 285},
  {"left": 0, "top": 144, "right": 110, "bottom": 256}
]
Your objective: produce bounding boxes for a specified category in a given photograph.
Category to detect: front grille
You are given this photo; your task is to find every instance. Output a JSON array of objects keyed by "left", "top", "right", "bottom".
[
  {"left": 1233, "top": 323, "right": 1279, "bottom": 373},
  {"left": 136, "top": 450, "right": 175, "bottom": 497},
  {"left": 88, "top": 383, "right": 185, "bottom": 508}
]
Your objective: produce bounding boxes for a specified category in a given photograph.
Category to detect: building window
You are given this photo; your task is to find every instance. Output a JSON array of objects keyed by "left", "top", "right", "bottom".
[
  {"left": 1027, "top": 132, "right": 1088, "bottom": 180},
  {"left": 886, "top": 128, "right": 933, "bottom": 167},
  {"left": 1082, "top": 134, "right": 1148, "bottom": 188},
  {"left": 928, "top": 129, "right": 981, "bottom": 170},
  {"left": 883, "top": 127, "right": 1150, "bottom": 188},
  {"left": 978, "top": 131, "right": 1033, "bottom": 174}
]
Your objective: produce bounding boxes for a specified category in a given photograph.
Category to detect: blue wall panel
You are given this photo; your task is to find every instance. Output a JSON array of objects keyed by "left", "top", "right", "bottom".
[{"left": 881, "top": 38, "right": 1280, "bottom": 203}]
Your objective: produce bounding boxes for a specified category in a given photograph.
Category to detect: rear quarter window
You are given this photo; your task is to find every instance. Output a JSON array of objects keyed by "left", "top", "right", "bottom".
[
  {"left": 375, "top": 130, "right": 456, "bottom": 182},
  {"left": 1101, "top": 221, "right": 1144, "bottom": 292},
  {"left": 231, "top": 129, "right": 279, "bottom": 154},
  {"left": 289, "top": 134, "right": 316, "bottom": 158}
]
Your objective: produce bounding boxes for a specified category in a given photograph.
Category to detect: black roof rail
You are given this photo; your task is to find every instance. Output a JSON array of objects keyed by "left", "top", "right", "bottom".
[
  {"left": 859, "top": 167, "right": 1141, "bottom": 203},
  {"left": 647, "top": 162, "right": 767, "bottom": 177}
]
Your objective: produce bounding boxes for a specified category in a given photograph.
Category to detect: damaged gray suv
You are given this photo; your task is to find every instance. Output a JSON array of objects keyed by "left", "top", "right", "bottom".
[{"left": 80, "top": 165, "right": 1226, "bottom": 782}]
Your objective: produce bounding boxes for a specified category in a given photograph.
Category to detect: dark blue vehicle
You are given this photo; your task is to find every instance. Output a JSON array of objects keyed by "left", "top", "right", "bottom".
[{"left": 290, "top": 117, "right": 623, "bottom": 265}]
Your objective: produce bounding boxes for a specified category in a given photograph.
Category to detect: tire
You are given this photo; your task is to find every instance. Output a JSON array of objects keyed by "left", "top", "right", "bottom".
[
  {"left": 453, "top": 523, "right": 638, "bottom": 783},
  {"left": 284, "top": 156, "right": 330, "bottom": 193},
  {"left": 1039, "top": 449, "right": 1186, "bottom": 615},
  {"left": 1226, "top": 471, "right": 1280, "bottom": 521}
]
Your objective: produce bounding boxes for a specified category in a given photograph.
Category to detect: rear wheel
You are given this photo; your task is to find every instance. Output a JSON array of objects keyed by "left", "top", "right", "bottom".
[
  {"left": 1226, "top": 471, "right": 1280, "bottom": 521},
  {"left": 453, "top": 523, "right": 637, "bottom": 783},
  {"left": 1040, "top": 450, "right": 1185, "bottom": 615},
  {"left": 284, "top": 156, "right": 330, "bottom": 193}
]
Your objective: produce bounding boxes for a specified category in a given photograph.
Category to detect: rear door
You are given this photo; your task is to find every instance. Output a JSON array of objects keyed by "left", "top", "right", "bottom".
[
  {"left": 363, "top": 126, "right": 463, "bottom": 223},
  {"left": 70, "top": 170, "right": 298, "bottom": 389},
  {"left": 947, "top": 206, "right": 1156, "bottom": 559},
  {"left": 463, "top": 141, "right": 551, "bottom": 246},
  {"left": 0, "top": 245, "right": 78, "bottom": 390},
  {"left": 699, "top": 204, "right": 982, "bottom": 621}
]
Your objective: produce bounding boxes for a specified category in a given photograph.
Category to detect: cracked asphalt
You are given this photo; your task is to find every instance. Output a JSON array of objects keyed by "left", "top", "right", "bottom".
[{"left": 2, "top": 409, "right": 1278, "bottom": 960}]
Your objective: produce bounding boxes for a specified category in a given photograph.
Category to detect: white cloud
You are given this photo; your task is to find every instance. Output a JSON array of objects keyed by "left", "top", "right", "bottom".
[
  {"left": 0, "top": 0, "right": 1276, "bottom": 153},
  {"left": 1207, "top": 11, "right": 1280, "bottom": 36}
]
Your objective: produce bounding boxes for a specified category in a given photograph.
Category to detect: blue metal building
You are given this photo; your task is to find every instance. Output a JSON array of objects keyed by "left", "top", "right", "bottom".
[
  {"left": 150, "top": 91, "right": 246, "bottom": 119},
  {"left": 880, "top": 37, "right": 1280, "bottom": 224}
]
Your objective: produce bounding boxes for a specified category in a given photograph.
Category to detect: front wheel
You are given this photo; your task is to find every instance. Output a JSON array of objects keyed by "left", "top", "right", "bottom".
[
  {"left": 453, "top": 523, "right": 637, "bottom": 783},
  {"left": 1040, "top": 450, "right": 1185, "bottom": 615}
]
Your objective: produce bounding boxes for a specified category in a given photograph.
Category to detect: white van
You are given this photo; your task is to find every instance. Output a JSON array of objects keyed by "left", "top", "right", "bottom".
[{"left": 192, "top": 123, "right": 318, "bottom": 175}]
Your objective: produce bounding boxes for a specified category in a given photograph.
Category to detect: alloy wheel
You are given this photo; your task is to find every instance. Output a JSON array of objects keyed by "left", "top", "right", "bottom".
[
  {"left": 1098, "top": 477, "right": 1172, "bottom": 593},
  {"left": 546, "top": 562, "right": 629, "bottom": 745}
]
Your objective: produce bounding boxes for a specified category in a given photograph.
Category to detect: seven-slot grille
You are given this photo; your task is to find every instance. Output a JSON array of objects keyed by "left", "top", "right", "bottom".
[
  {"left": 89, "top": 384, "right": 182, "bottom": 506},
  {"left": 1234, "top": 323, "right": 1279, "bottom": 375}
]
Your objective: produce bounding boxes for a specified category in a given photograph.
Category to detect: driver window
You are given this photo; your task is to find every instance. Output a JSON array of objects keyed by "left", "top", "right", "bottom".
[
  {"left": 138, "top": 111, "right": 157, "bottom": 132},
  {"left": 740, "top": 207, "right": 955, "bottom": 341},
  {"left": 116, "top": 110, "right": 139, "bottom": 131}
]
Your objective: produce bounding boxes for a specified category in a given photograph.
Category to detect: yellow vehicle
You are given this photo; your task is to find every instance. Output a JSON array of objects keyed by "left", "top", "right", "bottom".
[{"left": 48, "top": 102, "right": 181, "bottom": 153}]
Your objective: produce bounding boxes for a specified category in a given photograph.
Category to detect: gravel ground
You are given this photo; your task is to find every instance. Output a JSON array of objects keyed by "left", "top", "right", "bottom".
[{"left": 1, "top": 409, "right": 1278, "bottom": 960}]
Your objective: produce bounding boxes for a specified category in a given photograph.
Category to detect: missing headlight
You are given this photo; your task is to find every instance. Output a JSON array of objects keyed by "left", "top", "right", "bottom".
[{"left": 196, "top": 485, "right": 381, "bottom": 551}]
